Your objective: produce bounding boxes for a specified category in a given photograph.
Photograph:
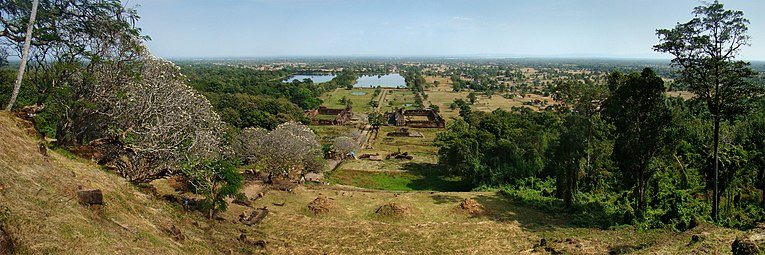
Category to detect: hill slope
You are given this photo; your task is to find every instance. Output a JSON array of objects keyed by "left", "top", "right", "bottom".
[
  {"left": 0, "top": 112, "right": 222, "bottom": 254},
  {"left": 0, "top": 112, "right": 746, "bottom": 254}
]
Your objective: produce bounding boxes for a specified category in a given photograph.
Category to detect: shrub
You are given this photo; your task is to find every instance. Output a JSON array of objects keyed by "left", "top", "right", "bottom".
[{"left": 183, "top": 160, "right": 243, "bottom": 220}]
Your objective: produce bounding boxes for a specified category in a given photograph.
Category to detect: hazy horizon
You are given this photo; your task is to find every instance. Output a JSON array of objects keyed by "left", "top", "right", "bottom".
[{"left": 131, "top": 0, "right": 765, "bottom": 61}]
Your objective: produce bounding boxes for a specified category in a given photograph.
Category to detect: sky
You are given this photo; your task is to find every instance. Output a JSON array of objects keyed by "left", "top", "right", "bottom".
[{"left": 128, "top": 0, "right": 765, "bottom": 60}]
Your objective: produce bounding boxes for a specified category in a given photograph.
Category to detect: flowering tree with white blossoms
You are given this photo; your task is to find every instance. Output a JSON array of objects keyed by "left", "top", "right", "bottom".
[
  {"left": 237, "top": 122, "right": 325, "bottom": 179},
  {"left": 101, "top": 52, "right": 228, "bottom": 182}
]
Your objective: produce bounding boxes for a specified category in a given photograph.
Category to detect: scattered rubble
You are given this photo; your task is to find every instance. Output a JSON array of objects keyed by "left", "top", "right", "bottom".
[
  {"left": 375, "top": 203, "right": 411, "bottom": 217},
  {"left": 458, "top": 199, "right": 485, "bottom": 215},
  {"left": 239, "top": 207, "right": 269, "bottom": 225},
  {"left": 233, "top": 195, "right": 252, "bottom": 207},
  {"left": 308, "top": 196, "right": 334, "bottom": 215},
  {"left": 386, "top": 128, "right": 424, "bottom": 137},
  {"left": 162, "top": 224, "right": 185, "bottom": 242},
  {"left": 386, "top": 151, "right": 413, "bottom": 160},
  {"left": 733, "top": 224, "right": 765, "bottom": 255},
  {"left": 238, "top": 234, "right": 267, "bottom": 249}
]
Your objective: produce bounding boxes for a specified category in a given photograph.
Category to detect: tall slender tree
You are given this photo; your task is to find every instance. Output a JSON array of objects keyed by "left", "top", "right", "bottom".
[
  {"left": 654, "top": 0, "right": 763, "bottom": 220},
  {"left": 603, "top": 69, "right": 671, "bottom": 216},
  {"left": 4, "top": 0, "right": 38, "bottom": 111},
  {"left": 551, "top": 80, "right": 609, "bottom": 208}
]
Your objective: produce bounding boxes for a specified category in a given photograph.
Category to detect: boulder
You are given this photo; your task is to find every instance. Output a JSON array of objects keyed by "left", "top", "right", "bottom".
[
  {"left": 732, "top": 224, "right": 765, "bottom": 255},
  {"left": 239, "top": 207, "right": 269, "bottom": 225},
  {"left": 0, "top": 228, "right": 13, "bottom": 255},
  {"left": 162, "top": 224, "right": 185, "bottom": 242},
  {"left": 233, "top": 195, "right": 252, "bottom": 207},
  {"left": 238, "top": 234, "right": 267, "bottom": 249},
  {"left": 77, "top": 189, "right": 103, "bottom": 205}
]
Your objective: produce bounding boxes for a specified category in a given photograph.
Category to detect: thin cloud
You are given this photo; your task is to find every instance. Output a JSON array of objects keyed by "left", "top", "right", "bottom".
[{"left": 452, "top": 16, "right": 474, "bottom": 22}]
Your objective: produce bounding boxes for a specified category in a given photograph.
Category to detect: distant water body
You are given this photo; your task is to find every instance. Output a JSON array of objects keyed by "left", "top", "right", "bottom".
[
  {"left": 354, "top": 74, "right": 405, "bottom": 88},
  {"left": 283, "top": 73, "right": 406, "bottom": 88}
]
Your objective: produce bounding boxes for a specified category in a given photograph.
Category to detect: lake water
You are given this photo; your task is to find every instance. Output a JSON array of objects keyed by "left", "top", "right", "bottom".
[
  {"left": 354, "top": 74, "right": 405, "bottom": 88},
  {"left": 283, "top": 74, "right": 336, "bottom": 83},
  {"left": 284, "top": 73, "right": 406, "bottom": 88}
]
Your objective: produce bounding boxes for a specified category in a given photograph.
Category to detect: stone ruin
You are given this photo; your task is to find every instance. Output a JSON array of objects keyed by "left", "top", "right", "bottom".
[
  {"left": 305, "top": 106, "right": 353, "bottom": 126},
  {"left": 384, "top": 109, "right": 445, "bottom": 128},
  {"left": 386, "top": 128, "right": 423, "bottom": 137}
]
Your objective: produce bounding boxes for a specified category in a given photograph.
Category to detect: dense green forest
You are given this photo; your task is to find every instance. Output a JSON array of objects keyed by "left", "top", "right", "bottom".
[
  {"left": 180, "top": 64, "right": 357, "bottom": 129},
  {"left": 436, "top": 67, "right": 764, "bottom": 228},
  {"left": 431, "top": 2, "right": 765, "bottom": 231}
]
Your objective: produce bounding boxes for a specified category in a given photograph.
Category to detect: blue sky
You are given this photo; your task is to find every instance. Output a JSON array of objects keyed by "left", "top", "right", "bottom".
[{"left": 129, "top": 0, "right": 765, "bottom": 60}]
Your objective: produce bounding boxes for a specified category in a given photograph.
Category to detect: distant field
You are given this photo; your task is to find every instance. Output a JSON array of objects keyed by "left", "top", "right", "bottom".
[
  {"left": 327, "top": 125, "right": 454, "bottom": 191},
  {"left": 423, "top": 75, "right": 552, "bottom": 121},
  {"left": 424, "top": 90, "right": 469, "bottom": 120},
  {"left": 378, "top": 89, "right": 418, "bottom": 113},
  {"left": 471, "top": 93, "right": 551, "bottom": 113},
  {"left": 666, "top": 91, "right": 695, "bottom": 100},
  {"left": 319, "top": 83, "right": 553, "bottom": 192},
  {"left": 319, "top": 78, "right": 553, "bottom": 126},
  {"left": 424, "top": 75, "right": 453, "bottom": 91},
  {"left": 310, "top": 125, "right": 355, "bottom": 144},
  {"left": 321, "top": 88, "right": 376, "bottom": 113}
]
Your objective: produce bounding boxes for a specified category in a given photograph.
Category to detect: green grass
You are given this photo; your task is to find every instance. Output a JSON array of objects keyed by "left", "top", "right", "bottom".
[
  {"left": 321, "top": 88, "right": 376, "bottom": 113},
  {"left": 50, "top": 145, "right": 79, "bottom": 160},
  {"left": 310, "top": 125, "right": 355, "bottom": 144},
  {"left": 314, "top": 114, "right": 338, "bottom": 120},
  {"left": 326, "top": 161, "right": 470, "bottom": 192},
  {"left": 379, "top": 89, "right": 419, "bottom": 113}
]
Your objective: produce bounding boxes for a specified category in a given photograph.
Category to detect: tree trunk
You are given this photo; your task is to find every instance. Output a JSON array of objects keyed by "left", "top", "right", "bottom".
[
  {"left": 563, "top": 165, "right": 574, "bottom": 208},
  {"left": 713, "top": 114, "right": 720, "bottom": 221},
  {"left": 5, "top": 0, "right": 39, "bottom": 111},
  {"left": 636, "top": 169, "right": 646, "bottom": 218}
]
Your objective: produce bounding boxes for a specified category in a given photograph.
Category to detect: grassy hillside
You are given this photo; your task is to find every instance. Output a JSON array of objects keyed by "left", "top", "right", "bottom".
[
  {"left": 0, "top": 112, "right": 225, "bottom": 254},
  {"left": 0, "top": 111, "right": 746, "bottom": 254},
  {"left": 244, "top": 184, "right": 742, "bottom": 254}
]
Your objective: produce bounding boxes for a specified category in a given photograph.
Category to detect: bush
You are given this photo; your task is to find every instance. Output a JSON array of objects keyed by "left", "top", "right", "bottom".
[
  {"left": 495, "top": 177, "right": 635, "bottom": 229},
  {"left": 495, "top": 177, "right": 563, "bottom": 213},
  {"left": 183, "top": 160, "right": 243, "bottom": 220}
]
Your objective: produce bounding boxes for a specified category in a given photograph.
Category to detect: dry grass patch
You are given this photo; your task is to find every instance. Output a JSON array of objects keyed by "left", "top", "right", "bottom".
[
  {"left": 666, "top": 90, "right": 695, "bottom": 100},
  {"left": 0, "top": 112, "right": 230, "bottom": 254}
]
